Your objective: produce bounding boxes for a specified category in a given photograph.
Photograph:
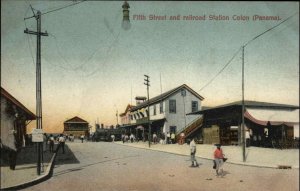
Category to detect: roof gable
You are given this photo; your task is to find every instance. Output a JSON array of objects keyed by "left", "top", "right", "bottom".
[
  {"left": 131, "top": 84, "right": 204, "bottom": 111},
  {"left": 119, "top": 104, "right": 134, "bottom": 116},
  {"left": 1, "top": 87, "right": 36, "bottom": 120},
  {"left": 64, "top": 116, "right": 88, "bottom": 123}
]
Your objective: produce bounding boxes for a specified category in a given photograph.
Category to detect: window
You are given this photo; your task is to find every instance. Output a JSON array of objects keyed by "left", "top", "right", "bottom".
[
  {"left": 192, "top": 101, "right": 198, "bottom": 112},
  {"left": 169, "top": 100, "right": 176, "bottom": 113},
  {"left": 160, "top": 102, "right": 163, "bottom": 113},
  {"left": 170, "top": 126, "right": 177, "bottom": 134},
  {"left": 153, "top": 105, "right": 156, "bottom": 115}
]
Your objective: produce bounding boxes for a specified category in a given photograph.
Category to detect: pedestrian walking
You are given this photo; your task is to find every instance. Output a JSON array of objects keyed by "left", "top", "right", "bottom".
[
  {"left": 180, "top": 132, "right": 185, "bottom": 145},
  {"left": 80, "top": 134, "right": 84, "bottom": 143},
  {"left": 130, "top": 133, "right": 135, "bottom": 143},
  {"left": 171, "top": 132, "right": 175, "bottom": 144},
  {"left": 153, "top": 133, "right": 157, "bottom": 144},
  {"left": 246, "top": 129, "right": 250, "bottom": 147},
  {"left": 189, "top": 138, "right": 199, "bottom": 167},
  {"left": 214, "top": 144, "right": 225, "bottom": 177},
  {"left": 49, "top": 134, "right": 55, "bottom": 153},
  {"left": 58, "top": 134, "right": 66, "bottom": 154},
  {"left": 122, "top": 134, "right": 125, "bottom": 143},
  {"left": 166, "top": 132, "right": 171, "bottom": 144},
  {"left": 111, "top": 134, "right": 115, "bottom": 142}
]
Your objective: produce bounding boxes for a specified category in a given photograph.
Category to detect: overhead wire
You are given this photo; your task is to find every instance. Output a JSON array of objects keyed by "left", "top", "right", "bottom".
[
  {"left": 24, "top": 0, "right": 87, "bottom": 20},
  {"left": 41, "top": 0, "right": 87, "bottom": 16},
  {"left": 244, "top": 12, "right": 298, "bottom": 47},
  {"left": 199, "top": 47, "right": 242, "bottom": 92},
  {"left": 23, "top": 5, "right": 36, "bottom": 67},
  {"left": 81, "top": 6, "right": 123, "bottom": 77},
  {"left": 198, "top": 12, "right": 299, "bottom": 93}
]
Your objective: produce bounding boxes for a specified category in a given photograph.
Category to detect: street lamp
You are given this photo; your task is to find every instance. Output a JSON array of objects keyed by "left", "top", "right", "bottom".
[{"left": 122, "top": 1, "right": 131, "bottom": 30}]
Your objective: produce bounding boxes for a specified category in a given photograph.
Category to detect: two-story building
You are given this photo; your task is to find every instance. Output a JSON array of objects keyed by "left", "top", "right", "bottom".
[
  {"left": 121, "top": 84, "right": 204, "bottom": 141},
  {"left": 119, "top": 104, "right": 133, "bottom": 126},
  {"left": 63, "top": 116, "right": 89, "bottom": 138}
]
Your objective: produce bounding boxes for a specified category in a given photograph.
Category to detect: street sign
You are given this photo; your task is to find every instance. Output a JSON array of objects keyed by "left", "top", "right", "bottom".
[{"left": 31, "top": 128, "right": 44, "bottom": 142}]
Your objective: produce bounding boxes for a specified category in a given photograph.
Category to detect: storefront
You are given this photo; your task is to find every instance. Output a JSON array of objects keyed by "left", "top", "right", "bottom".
[{"left": 188, "top": 100, "right": 299, "bottom": 147}]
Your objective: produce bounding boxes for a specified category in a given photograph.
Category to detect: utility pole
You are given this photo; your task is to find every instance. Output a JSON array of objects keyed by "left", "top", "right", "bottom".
[
  {"left": 116, "top": 110, "right": 119, "bottom": 126},
  {"left": 144, "top": 75, "right": 150, "bottom": 148},
  {"left": 24, "top": 9, "right": 48, "bottom": 175},
  {"left": 242, "top": 46, "right": 246, "bottom": 162}
]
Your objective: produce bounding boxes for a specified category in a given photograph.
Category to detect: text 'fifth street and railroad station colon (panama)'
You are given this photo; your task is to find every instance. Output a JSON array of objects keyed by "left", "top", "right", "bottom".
[{"left": 133, "top": 14, "right": 282, "bottom": 21}]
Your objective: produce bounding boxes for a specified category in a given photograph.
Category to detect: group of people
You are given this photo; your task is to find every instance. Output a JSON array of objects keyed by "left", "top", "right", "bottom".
[
  {"left": 189, "top": 138, "right": 226, "bottom": 177},
  {"left": 165, "top": 132, "right": 176, "bottom": 144},
  {"left": 121, "top": 132, "right": 179, "bottom": 145},
  {"left": 122, "top": 133, "right": 136, "bottom": 143},
  {"left": 46, "top": 134, "right": 66, "bottom": 153}
]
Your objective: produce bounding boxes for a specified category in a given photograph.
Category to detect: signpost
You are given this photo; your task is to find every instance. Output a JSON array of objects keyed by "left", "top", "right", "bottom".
[
  {"left": 31, "top": 128, "right": 44, "bottom": 174},
  {"left": 32, "top": 128, "right": 44, "bottom": 142}
]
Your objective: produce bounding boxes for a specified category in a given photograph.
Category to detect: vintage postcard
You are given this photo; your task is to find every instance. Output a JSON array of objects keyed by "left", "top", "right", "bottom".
[{"left": 1, "top": 1, "right": 299, "bottom": 191}]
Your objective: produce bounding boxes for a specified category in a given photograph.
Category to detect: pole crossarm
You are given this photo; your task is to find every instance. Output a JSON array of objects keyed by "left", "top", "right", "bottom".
[{"left": 24, "top": 28, "right": 48, "bottom": 36}]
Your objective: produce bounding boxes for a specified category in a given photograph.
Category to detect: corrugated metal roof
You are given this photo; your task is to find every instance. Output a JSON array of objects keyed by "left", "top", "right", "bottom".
[
  {"left": 131, "top": 84, "right": 204, "bottom": 111},
  {"left": 188, "top": 100, "right": 300, "bottom": 115}
]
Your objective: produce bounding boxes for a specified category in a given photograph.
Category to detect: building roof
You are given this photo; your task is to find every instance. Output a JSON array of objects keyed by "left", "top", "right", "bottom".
[
  {"left": 188, "top": 100, "right": 300, "bottom": 115},
  {"left": 245, "top": 108, "right": 299, "bottom": 126},
  {"left": 131, "top": 84, "right": 204, "bottom": 111},
  {"left": 1, "top": 87, "right": 36, "bottom": 120},
  {"left": 64, "top": 116, "right": 88, "bottom": 124},
  {"left": 119, "top": 104, "right": 134, "bottom": 117},
  {"left": 187, "top": 100, "right": 299, "bottom": 127}
]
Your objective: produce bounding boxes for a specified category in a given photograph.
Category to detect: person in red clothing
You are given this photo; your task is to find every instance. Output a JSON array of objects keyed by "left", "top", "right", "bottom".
[{"left": 214, "top": 144, "right": 225, "bottom": 177}]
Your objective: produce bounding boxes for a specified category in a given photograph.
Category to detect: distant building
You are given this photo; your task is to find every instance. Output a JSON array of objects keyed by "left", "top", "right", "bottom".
[
  {"left": 121, "top": 84, "right": 204, "bottom": 141},
  {"left": 63, "top": 116, "right": 89, "bottom": 138},
  {"left": 119, "top": 104, "right": 134, "bottom": 125}
]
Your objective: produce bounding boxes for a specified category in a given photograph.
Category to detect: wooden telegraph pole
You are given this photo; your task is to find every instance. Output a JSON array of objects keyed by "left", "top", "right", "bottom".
[
  {"left": 24, "top": 9, "right": 48, "bottom": 175},
  {"left": 144, "top": 75, "right": 151, "bottom": 148}
]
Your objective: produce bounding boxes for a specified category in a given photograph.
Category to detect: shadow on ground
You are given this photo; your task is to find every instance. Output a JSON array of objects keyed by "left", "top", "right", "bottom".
[
  {"left": 1, "top": 145, "right": 54, "bottom": 167},
  {"left": 54, "top": 144, "right": 80, "bottom": 165}
]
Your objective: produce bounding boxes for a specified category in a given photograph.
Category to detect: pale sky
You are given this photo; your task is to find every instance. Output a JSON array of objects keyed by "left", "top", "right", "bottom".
[{"left": 1, "top": 1, "right": 299, "bottom": 133}]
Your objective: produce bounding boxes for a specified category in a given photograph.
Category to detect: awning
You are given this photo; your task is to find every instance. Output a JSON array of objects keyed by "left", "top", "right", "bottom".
[
  {"left": 245, "top": 108, "right": 299, "bottom": 126},
  {"left": 136, "top": 126, "right": 144, "bottom": 130},
  {"left": 121, "top": 118, "right": 166, "bottom": 129}
]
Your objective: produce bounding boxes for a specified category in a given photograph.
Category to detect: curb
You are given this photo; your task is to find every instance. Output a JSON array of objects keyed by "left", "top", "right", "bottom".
[
  {"left": 1, "top": 153, "right": 57, "bottom": 191},
  {"left": 115, "top": 142, "right": 299, "bottom": 169}
]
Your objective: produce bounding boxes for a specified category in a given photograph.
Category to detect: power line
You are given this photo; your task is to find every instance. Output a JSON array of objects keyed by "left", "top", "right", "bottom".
[
  {"left": 199, "top": 47, "right": 241, "bottom": 92},
  {"left": 42, "top": 1, "right": 86, "bottom": 16},
  {"left": 244, "top": 12, "right": 298, "bottom": 47},
  {"left": 24, "top": 1, "right": 86, "bottom": 20},
  {"left": 82, "top": 30, "right": 121, "bottom": 77},
  {"left": 199, "top": 12, "right": 298, "bottom": 93}
]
